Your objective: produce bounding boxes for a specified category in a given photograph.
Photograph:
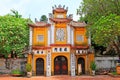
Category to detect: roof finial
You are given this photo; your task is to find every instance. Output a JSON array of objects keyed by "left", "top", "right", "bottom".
[
  {"left": 63, "top": 5, "right": 65, "bottom": 9},
  {"left": 52, "top": 6, "right": 54, "bottom": 10},
  {"left": 66, "top": 7, "right": 68, "bottom": 11},
  {"left": 55, "top": 5, "right": 57, "bottom": 8},
  {"left": 49, "top": 13, "right": 52, "bottom": 18},
  {"left": 35, "top": 18, "right": 38, "bottom": 22},
  {"left": 58, "top": 4, "right": 62, "bottom": 8}
]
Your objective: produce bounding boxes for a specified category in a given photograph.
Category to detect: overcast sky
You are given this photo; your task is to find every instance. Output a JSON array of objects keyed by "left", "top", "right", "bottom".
[{"left": 0, "top": 0, "right": 82, "bottom": 22}]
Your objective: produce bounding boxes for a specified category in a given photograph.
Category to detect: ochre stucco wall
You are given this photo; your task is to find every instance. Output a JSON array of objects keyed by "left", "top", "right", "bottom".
[
  {"left": 32, "top": 27, "right": 48, "bottom": 46},
  {"left": 74, "top": 27, "right": 88, "bottom": 45}
]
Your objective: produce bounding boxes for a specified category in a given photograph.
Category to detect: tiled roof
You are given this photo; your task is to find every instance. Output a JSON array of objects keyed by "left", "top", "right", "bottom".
[
  {"left": 53, "top": 8, "right": 67, "bottom": 13},
  {"left": 28, "top": 22, "right": 51, "bottom": 27},
  {"left": 70, "top": 21, "right": 87, "bottom": 27}
]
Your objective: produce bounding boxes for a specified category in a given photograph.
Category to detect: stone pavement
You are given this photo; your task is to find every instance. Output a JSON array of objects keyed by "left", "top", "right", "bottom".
[{"left": 0, "top": 75, "right": 120, "bottom": 80}]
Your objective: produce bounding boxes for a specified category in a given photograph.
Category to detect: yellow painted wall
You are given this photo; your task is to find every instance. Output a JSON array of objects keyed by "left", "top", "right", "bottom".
[
  {"left": 88, "top": 53, "right": 95, "bottom": 74},
  {"left": 74, "top": 27, "right": 88, "bottom": 45},
  {"left": 33, "top": 27, "right": 48, "bottom": 46},
  {"left": 27, "top": 54, "right": 32, "bottom": 64}
]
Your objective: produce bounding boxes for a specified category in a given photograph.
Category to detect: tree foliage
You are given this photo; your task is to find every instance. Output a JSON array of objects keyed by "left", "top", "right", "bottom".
[
  {"left": 0, "top": 13, "right": 29, "bottom": 57},
  {"left": 92, "top": 14, "right": 120, "bottom": 55},
  {"left": 77, "top": 0, "right": 120, "bottom": 23},
  {"left": 92, "top": 14, "right": 120, "bottom": 46},
  {"left": 40, "top": 15, "right": 48, "bottom": 22},
  {"left": 10, "top": 9, "right": 22, "bottom": 18},
  {"left": 77, "top": 0, "right": 120, "bottom": 56}
]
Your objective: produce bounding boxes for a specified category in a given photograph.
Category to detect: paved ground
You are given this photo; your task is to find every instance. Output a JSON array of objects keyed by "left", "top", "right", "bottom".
[{"left": 0, "top": 75, "right": 120, "bottom": 80}]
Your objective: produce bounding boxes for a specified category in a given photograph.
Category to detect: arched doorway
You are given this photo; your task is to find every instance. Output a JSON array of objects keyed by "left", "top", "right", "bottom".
[
  {"left": 36, "top": 58, "right": 44, "bottom": 75},
  {"left": 78, "top": 57, "right": 85, "bottom": 74},
  {"left": 54, "top": 56, "right": 68, "bottom": 75}
]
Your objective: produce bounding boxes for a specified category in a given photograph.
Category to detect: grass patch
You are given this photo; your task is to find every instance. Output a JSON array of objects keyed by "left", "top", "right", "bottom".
[{"left": 111, "top": 72, "right": 119, "bottom": 75}]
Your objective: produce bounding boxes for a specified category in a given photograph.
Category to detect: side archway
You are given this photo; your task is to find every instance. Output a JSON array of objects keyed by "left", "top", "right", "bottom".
[
  {"left": 36, "top": 58, "right": 44, "bottom": 75},
  {"left": 77, "top": 57, "right": 85, "bottom": 74}
]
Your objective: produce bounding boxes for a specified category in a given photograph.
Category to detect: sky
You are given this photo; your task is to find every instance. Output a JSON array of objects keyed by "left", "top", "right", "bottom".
[{"left": 0, "top": 0, "right": 82, "bottom": 22}]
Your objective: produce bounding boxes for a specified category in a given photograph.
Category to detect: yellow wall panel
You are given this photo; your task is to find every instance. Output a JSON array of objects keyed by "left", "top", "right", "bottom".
[
  {"left": 32, "top": 27, "right": 48, "bottom": 46},
  {"left": 74, "top": 27, "right": 88, "bottom": 46}
]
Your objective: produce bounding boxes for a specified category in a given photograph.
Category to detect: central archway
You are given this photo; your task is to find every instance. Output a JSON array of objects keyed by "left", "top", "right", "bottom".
[
  {"left": 36, "top": 58, "right": 44, "bottom": 75},
  {"left": 54, "top": 56, "right": 68, "bottom": 75}
]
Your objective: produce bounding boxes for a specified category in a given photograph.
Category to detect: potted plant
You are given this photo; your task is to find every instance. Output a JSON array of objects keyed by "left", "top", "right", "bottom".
[
  {"left": 25, "top": 63, "right": 32, "bottom": 78},
  {"left": 11, "top": 69, "right": 23, "bottom": 77},
  {"left": 90, "top": 61, "right": 97, "bottom": 76}
]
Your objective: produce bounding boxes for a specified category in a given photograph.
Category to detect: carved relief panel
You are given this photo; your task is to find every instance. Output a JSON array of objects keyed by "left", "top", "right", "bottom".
[{"left": 56, "top": 28, "right": 65, "bottom": 41}]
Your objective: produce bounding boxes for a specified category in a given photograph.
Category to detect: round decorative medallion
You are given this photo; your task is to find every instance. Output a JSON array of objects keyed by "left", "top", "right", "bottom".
[{"left": 56, "top": 28, "right": 65, "bottom": 41}]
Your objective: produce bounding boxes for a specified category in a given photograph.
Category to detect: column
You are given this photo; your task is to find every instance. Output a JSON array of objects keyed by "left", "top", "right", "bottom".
[
  {"left": 46, "top": 51, "right": 51, "bottom": 76},
  {"left": 71, "top": 53, "right": 75, "bottom": 76},
  {"left": 48, "top": 27, "right": 50, "bottom": 46},
  {"left": 51, "top": 24, "right": 54, "bottom": 44},
  {"left": 67, "top": 25, "right": 70, "bottom": 44},
  {"left": 88, "top": 29, "right": 91, "bottom": 46},
  {"left": 71, "top": 28, "right": 74, "bottom": 45},
  {"left": 29, "top": 27, "right": 32, "bottom": 52}
]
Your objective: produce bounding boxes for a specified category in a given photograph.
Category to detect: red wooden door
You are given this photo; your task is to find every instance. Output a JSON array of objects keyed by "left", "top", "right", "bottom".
[{"left": 54, "top": 56, "right": 68, "bottom": 75}]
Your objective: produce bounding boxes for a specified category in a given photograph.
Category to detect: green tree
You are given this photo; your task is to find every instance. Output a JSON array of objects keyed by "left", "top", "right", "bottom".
[
  {"left": 40, "top": 15, "right": 47, "bottom": 22},
  {"left": 10, "top": 9, "right": 22, "bottom": 18},
  {"left": 0, "top": 13, "right": 29, "bottom": 58},
  {"left": 91, "top": 14, "right": 120, "bottom": 56},
  {"left": 77, "top": 0, "right": 120, "bottom": 23},
  {"left": 77, "top": 0, "right": 120, "bottom": 56}
]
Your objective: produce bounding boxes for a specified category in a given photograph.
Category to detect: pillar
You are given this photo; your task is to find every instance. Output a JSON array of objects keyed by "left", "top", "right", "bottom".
[
  {"left": 71, "top": 53, "right": 75, "bottom": 76},
  {"left": 46, "top": 50, "right": 51, "bottom": 76}
]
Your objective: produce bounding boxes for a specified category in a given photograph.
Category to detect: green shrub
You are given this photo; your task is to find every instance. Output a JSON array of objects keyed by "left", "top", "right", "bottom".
[
  {"left": 11, "top": 69, "right": 23, "bottom": 75},
  {"left": 25, "top": 63, "right": 32, "bottom": 72},
  {"left": 90, "top": 61, "right": 97, "bottom": 70},
  {"left": 111, "top": 72, "right": 118, "bottom": 75}
]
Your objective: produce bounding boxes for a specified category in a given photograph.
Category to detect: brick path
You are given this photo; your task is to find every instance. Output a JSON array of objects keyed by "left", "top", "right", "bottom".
[{"left": 0, "top": 75, "right": 120, "bottom": 80}]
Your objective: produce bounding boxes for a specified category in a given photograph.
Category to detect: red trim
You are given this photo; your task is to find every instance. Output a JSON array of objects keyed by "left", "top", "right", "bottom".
[
  {"left": 32, "top": 46, "right": 51, "bottom": 50},
  {"left": 49, "top": 18, "right": 72, "bottom": 23},
  {"left": 72, "top": 46, "right": 89, "bottom": 49},
  {"left": 50, "top": 44, "right": 71, "bottom": 46}
]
